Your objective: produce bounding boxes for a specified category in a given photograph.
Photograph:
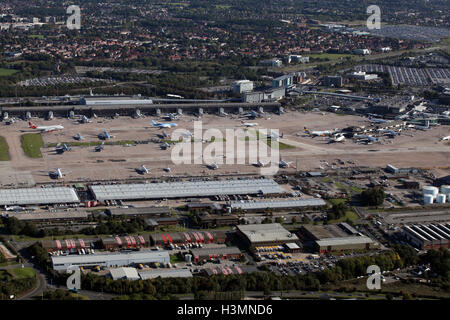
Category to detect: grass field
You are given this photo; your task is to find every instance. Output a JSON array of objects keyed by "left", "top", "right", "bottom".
[
  {"left": 327, "top": 198, "right": 347, "bottom": 206},
  {"left": 0, "top": 68, "right": 18, "bottom": 77},
  {"left": 0, "top": 136, "right": 10, "bottom": 161},
  {"left": 28, "top": 34, "right": 44, "bottom": 39},
  {"left": 12, "top": 267, "right": 36, "bottom": 279},
  {"left": 21, "top": 133, "right": 44, "bottom": 158}
]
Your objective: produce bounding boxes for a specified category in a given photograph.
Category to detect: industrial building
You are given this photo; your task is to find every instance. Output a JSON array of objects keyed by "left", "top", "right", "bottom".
[
  {"left": 139, "top": 268, "right": 193, "bottom": 280},
  {"left": 106, "top": 206, "right": 170, "bottom": 218},
  {"left": 89, "top": 179, "right": 285, "bottom": 201},
  {"left": 299, "top": 224, "right": 377, "bottom": 254},
  {"left": 189, "top": 246, "right": 243, "bottom": 262},
  {"left": 101, "top": 235, "right": 151, "bottom": 251},
  {"left": 272, "top": 75, "right": 293, "bottom": 88},
  {"left": 403, "top": 223, "right": 450, "bottom": 250},
  {"left": 237, "top": 223, "right": 300, "bottom": 247},
  {"left": 0, "top": 187, "right": 80, "bottom": 206},
  {"left": 150, "top": 230, "right": 227, "bottom": 246},
  {"left": 242, "top": 88, "right": 286, "bottom": 103},
  {"left": 229, "top": 198, "right": 327, "bottom": 212},
  {"left": 41, "top": 239, "right": 94, "bottom": 253},
  {"left": 51, "top": 250, "right": 170, "bottom": 271},
  {"left": 232, "top": 80, "right": 254, "bottom": 93},
  {"left": 109, "top": 267, "right": 140, "bottom": 281},
  {"left": 349, "top": 71, "right": 378, "bottom": 81},
  {"left": 197, "top": 213, "right": 239, "bottom": 228},
  {"left": 9, "top": 211, "right": 90, "bottom": 223}
]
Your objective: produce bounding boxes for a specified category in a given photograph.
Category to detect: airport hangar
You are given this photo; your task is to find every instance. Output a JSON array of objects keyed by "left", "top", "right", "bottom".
[
  {"left": 51, "top": 250, "right": 170, "bottom": 271},
  {"left": 89, "top": 179, "right": 286, "bottom": 202},
  {"left": 236, "top": 223, "right": 300, "bottom": 247}
]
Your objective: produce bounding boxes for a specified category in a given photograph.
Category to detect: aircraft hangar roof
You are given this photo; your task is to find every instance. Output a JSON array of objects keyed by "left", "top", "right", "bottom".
[
  {"left": 90, "top": 179, "right": 285, "bottom": 201},
  {"left": 0, "top": 187, "right": 80, "bottom": 205}
]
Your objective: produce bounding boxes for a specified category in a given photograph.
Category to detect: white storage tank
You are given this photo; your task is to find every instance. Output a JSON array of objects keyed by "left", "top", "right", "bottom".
[
  {"left": 185, "top": 254, "right": 192, "bottom": 263},
  {"left": 422, "top": 186, "right": 439, "bottom": 198},
  {"left": 440, "top": 185, "right": 450, "bottom": 196},
  {"left": 436, "top": 194, "right": 446, "bottom": 204},
  {"left": 423, "top": 194, "right": 434, "bottom": 204}
]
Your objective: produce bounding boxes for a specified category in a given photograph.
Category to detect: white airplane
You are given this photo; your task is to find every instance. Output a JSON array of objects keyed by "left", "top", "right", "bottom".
[
  {"left": 440, "top": 135, "right": 450, "bottom": 141},
  {"left": 265, "top": 131, "right": 283, "bottom": 141},
  {"left": 180, "top": 130, "right": 193, "bottom": 138},
  {"left": 55, "top": 143, "right": 71, "bottom": 154},
  {"left": 139, "top": 165, "right": 150, "bottom": 174},
  {"left": 253, "top": 160, "right": 265, "bottom": 167},
  {"left": 95, "top": 142, "right": 104, "bottom": 152},
  {"left": 160, "top": 142, "right": 171, "bottom": 149},
  {"left": 415, "top": 120, "right": 430, "bottom": 131},
  {"left": 241, "top": 121, "right": 258, "bottom": 127},
  {"left": 279, "top": 159, "right": 293, "bottom": 168},
  {"left": 242, "top": 110, "right": 263, "bottom": 119},
  {"left": 49, "top": 168, "right": 66, "bottom": 179},
  {"left": 304, "top": 127, "right": 336, "bottom": 137},
  {"left": 28, "top": 121, "right": 63, "bottom": 133},
  {"left": 206, "top": 162, "right": 219, "bottom": 170},
  {"left": 329, "top": 134, "right": 346, "bottom": 143},
  {"left": 378, "top": 129, "right": 397, "bottom": 137},
  {"left": 354, "top": 134, "right": 379, "bottom": 143},
  {"left": 163, "top": 166, "right": 171, "bottom": 172},
  {"left": 152, "top": 120, "right": 177, "bottom": 128},
  {"left": 78, "top": 115, "right": 92, "bottom": 124},
  {"left": 74, "top": 133, "right": 83, "bottom": 140},
  {"left": 161, "top": 113, "right": 179, "bottom": 121},
  {"left": 368, "top": 116, "right": 390, "bottom": 124}
]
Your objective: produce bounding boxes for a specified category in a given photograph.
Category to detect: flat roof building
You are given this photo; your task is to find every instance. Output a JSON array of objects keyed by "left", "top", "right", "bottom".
[
  {"left": 237, "top": 223, "right": 299, "bottom": 247},
  {"left": 90, "top": 179, "right": 285, "bottom": 201},
  {"left": 139, "top": 269, "right": 193, "bottom": 280},
  {"left": 51, "top": 250, "right": 170, "bottom": 271},
  {"left": 315, "top": 236, "right": 376, "bottom": 253},
  {"left": 0, "top": 187, "right": 79, "bottom": 206},
  {"left": 109, "top": 267, "right": 140, "bottom": 281},
  {"left": 106, "top": 206, "right": 170, "bottom": 218},
  {"left": 403, "top": 223, "right": 450, "bottom": 250},
  {"left": 190, "top": 246, "right": 243, "bottom": 262},
  {"left": 230, "top": 198, "right": 326, "bottom": 211}
]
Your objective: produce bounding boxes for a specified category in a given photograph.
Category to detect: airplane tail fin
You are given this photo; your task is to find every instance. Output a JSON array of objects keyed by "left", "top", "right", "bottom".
[
  {"left": 28, "top": 121, "right": 37, "bottom": 129},
  {"left": 151, "top": 120, "right": 156, "bottom": 125}
]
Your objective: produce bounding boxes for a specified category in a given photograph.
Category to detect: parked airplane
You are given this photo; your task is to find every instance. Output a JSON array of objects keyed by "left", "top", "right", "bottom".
[
  {"left": 241, "top": 121, "right": 258, "bottom": 127},
  {"left": 95, "top": 142, "right": 104, "bottom": 152},
  {"left": 242, "top": 110, "right": 263, "bottom": 119},
  {"left": 73, "top": 133, "right": 83, "bottom": 140},
  {"left": 98, "top": 131, "right": 112, "bottom": 140},
  {"left": 304, "top": 127, "right": 336, "bottom": 137},
  {"left": 329, "top": 134, "right": 346, "bottom": 143},
  {"left": 160, "top": 142, "right": 171, "bottom": 150},
  {"left": 163, "top": 166, "right": 171, "bottom": 172},
  {"left": 378, "top": 129, "right": 397, "bottom": 137},
  {"left": 440, "top": 135, "right": 450, "bottom": 141},
  {"left": 28, "top": 121, "right": 64, "bottom": 133},
  {"left": 279, "top": 159, "right": 293, "bottom": 168},
  {"left": 55, "top": 144, "right": 71, "bottom": 154},
  {"left": 368, "top": 116, "right": 390, "bottom": 124},
  {"left": 49, "top": 168, "right": 66, "bottom": 179},
  {"left": 152, "top": 120, "right": 177, "bottom": 128},
  {"left": 161, "top": 113, "right": 179, "bottom": 121},
  {"left": 206, "top": 162, "right": 219, "bottom": 170},
  {"left": 136, "top": 165, "right": 149, "bottom": 174},
  {"left": 253, "top": 160, "right": 265, "bottom": 167},
  {"left": 180, "top": 130, "right": 193, "bottom": 138},
  {"left": 78, "top": 115, "right": 92, "bottom": 124},
  {"left": 354, "top": 134, "right": 379, "bottom": 143}
]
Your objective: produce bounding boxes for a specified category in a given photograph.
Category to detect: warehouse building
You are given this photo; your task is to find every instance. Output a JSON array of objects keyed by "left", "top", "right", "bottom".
[
  {"left": 230, "top": 198, "right": 327, "bottom": 212},
  {"left": 41, "top": 239, "right": 94, "bottom": 253},
  {"left": 315, "top": 236, "right": 376, "bottom": 254},
  {"left": 232, "top": 80, "right": 254, "bottom": 93},
  {"left": 9, "top": 211, "right": 89, "bottom": 223},
  {"left": 237, "top": 223, "right": 300, "bottom": 247},
  {"left": 106, "top": 206, "right": 170, "bottom": 218},
  {"left": 299, "top": 224, "right": 377, "bottom": 254},
  {"left": 109, "top": 267, "right": 140, "bottom": 281},
  {"left": 0, "top": 187, "right": 80, "bottom": 206},
  {"left": 403, "top": 223, "right": 450, "bottom": 250},
  {"left": 139, "top": 269, "right": 193, "bottom": 280},
  {"left": 51, "top": 250, "right": 170, "bottom": 271},
  {"left": 189, "top": 246, "right": 242, "bottom": 262},
  {"left": 198, "top": 213, "right": 239, "bottom": 228},
  {"left": 90, "top": 179, "right": 285, "bottom": 201},
  {"left": 150, "top": 231, "right": 227, "bottom": 246},
  {"left": 101, "top": 235, "right": 151, "bottom": 251}
]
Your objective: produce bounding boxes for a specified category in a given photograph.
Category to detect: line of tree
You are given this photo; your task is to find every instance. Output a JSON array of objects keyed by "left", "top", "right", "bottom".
[{"left": 360, "top": 187, "right": 385, "bottom": 206}]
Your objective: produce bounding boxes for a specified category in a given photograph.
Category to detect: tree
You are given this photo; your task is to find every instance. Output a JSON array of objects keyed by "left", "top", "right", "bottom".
[{"left": 360, "top": 187, "right": 385, "bottom": 206}]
